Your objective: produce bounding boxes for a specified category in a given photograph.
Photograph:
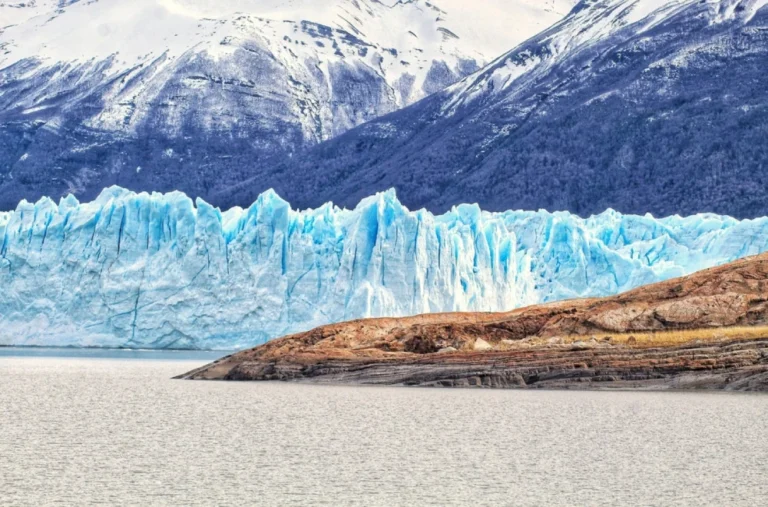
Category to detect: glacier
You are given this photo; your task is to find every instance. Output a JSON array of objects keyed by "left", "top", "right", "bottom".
[{"left": 1, "top": 187, "right": 767, "bottom": 350}]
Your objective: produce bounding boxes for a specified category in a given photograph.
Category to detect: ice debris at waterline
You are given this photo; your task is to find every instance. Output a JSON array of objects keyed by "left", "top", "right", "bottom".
[{"left": 1, "top": 187, "right": 768, "bottom": 350}]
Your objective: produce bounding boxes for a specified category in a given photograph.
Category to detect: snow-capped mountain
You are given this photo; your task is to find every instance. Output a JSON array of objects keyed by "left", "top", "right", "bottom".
[
  {"left": 0, "top": 0, "right": 576, "bottom": 210},
  {"left": 1, "top": 186, "right": 767, "bottom": 349},
  {"left": 227, "top": 0, "right": 768, "bottom": 218}
]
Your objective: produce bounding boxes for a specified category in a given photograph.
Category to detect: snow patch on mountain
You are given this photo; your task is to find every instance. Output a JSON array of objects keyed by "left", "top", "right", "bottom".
[
  {"left": 0, "top": 0, "right": 579, "bottom": 210},
  {"left": 442, "top": 0, "right": 768, "bottom": 113},
  {"left": 1, "top": 0, "right": 577, "bottom": 121},
  {"left": 1, "top": 187, "right": 767, "bottom": 350}
]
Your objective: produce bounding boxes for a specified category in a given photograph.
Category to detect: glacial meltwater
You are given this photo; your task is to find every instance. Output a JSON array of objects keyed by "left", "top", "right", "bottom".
[{"left": 2, "top": 350, "right": 767, "bottom": 506}]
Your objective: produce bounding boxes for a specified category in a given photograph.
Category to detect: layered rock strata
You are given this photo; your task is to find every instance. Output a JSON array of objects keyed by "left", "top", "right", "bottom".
[{"left": 179, "top": 253, "right": 768, "bottom": 391}]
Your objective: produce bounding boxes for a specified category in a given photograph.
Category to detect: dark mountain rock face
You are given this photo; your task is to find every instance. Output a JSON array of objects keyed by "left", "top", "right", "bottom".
[
  {"left": 0, "top": 0, "right": 574, "bottom": 210},
  {"left": 6, "top": 1, "right": 767, "bottom": 218},
  {"left": 0, "top": 49, "right": 323, "bottom": 208},
  {"left": 219, "top": 0, "right": 768, "bottom": 219}
]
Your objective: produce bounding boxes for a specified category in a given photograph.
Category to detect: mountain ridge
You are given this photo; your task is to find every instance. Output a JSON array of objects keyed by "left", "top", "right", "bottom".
[
  {"left": 218, "top": 0, "right": 768, "bottom": 218},
  {"left": 0, "top": 0, "right": 577, "bottom": 210}
]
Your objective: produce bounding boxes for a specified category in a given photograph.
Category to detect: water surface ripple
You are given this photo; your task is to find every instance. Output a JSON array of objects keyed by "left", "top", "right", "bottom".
[{"left": 1, "top": 355, "right": 767, "bottom": 506}]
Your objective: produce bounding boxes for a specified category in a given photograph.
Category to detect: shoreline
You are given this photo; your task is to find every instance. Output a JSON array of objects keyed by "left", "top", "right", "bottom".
[
  {"left": 0, "top": 344, "right": 228, "bottom": 353},
  {"left": 0, "top": 347, "right": 230, "bottom": 361},
  {"left": 178, "top": 377, "right": 768, "bottom": 395},
  {"left": 176, "top": 338, "right": 768, "bottom": 392}
]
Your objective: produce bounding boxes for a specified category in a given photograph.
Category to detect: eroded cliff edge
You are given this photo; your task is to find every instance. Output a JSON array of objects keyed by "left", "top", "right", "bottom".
[{"left": 179, "top": 253, "right": 768, "bottom": 391}]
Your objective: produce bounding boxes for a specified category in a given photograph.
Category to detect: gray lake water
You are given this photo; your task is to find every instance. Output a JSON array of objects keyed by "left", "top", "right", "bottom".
[{"left": 2, "top": 351, "right": 767, "bottom": 506}]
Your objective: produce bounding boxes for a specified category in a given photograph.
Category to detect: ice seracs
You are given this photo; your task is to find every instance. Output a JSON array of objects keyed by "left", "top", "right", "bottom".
[{"left": 1, "top": 187, "right": 767, "bottom": 350}]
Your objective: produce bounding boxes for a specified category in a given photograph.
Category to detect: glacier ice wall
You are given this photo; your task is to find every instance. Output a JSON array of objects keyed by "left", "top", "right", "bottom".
[{"left": 1, "top": 187, "right": 767, "bottom": 350}]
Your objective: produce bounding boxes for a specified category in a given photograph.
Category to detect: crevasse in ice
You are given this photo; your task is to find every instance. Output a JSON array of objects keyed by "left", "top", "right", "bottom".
[{"left": 1, "top": 187, "right": 766, "bottom": 350}]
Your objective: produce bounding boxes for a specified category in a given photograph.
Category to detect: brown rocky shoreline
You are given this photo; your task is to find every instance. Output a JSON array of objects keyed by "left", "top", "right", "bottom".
[{"left": 178, "top": 253, "right": 768, "bottom": 391}]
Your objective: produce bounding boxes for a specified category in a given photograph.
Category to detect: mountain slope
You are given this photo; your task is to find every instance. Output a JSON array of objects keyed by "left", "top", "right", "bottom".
[
  {"left": 180, "top": 252, "right": 768, "bottom": 391},
  {"left": 0, "top": 0, "right": 576, "bottom": 210},
  {"left": 221, "top": 0, "right": 768, "bottom": 218}
]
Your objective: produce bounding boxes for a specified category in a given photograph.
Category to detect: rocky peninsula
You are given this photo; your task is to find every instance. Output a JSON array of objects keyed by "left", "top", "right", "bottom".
[{"left": 179, "top": 254, "right": 768, "bottom": 391}]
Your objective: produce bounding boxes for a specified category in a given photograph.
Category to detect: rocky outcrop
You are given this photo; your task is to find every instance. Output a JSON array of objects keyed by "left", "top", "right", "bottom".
[{"left": 178, "top": 253, "right": 768, "bottom": 391}]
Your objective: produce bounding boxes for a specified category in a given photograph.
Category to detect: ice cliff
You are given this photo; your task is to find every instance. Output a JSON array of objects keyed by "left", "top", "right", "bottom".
[{"left": 1, "top": 187, "right": 767, "bottom": 350}]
